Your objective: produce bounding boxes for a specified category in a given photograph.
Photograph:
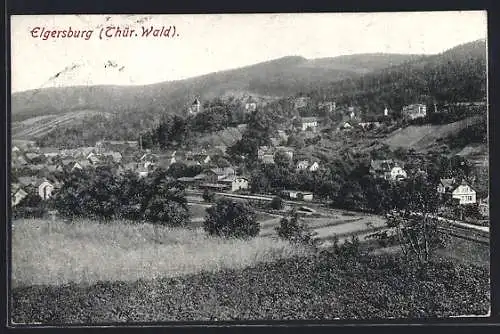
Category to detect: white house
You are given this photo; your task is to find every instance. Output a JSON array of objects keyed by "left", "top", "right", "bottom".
[
  {"left": 189, "top": 98, "right": 201, "bottom": 114},
  {"left": 308, "top": 161, "right": 320, "bottom": 172},
  {"left": 300, "top": 117, "right": 318, "bottom": 131},
  {"left": 220, "top": 176, "right": 249, "bottom": 192},
  {"left": 370, "top": 160, "right": 407, "bottom": 181},
  {"left": 296, "top": 160, "right": 310, "bottom": 170},
  {"left": 12, "top": 188, "right": 28, "bottom": 207},
  {"left": 389, "top": 166, "right": 408, "bottom": 181},
  {"left": 245, "top": 97, "right": 257, "bottom": 112},
  {"left": 341, "top": 122, "right": 352, "bottom": 130},
  {"left": 318, "top": 101, "right": 336, "bottom": 112},
  {"left": 294, "top": 96, "right": 310, "bottom": 110},
  {"left": 437, "top": 178, "right": 455, "bottom": 194},
  {"left": 296, "top": 160, "right": 319, "bottom": 172},
  {"left": 451, "top": 181, "right": 476, "bottom": 205},
  {"left": 38, "top": 180, "right": 55, "bottom": 200}
]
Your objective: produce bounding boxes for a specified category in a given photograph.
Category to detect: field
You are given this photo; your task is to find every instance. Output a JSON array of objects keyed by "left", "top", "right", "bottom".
[
  {"left": 384, "top": 116, "right": 483, "bottom": 151},
  {"left": 12, "top": 251, "right": 490, "bottom": 323},
  {"left": 11, "top": 219, "right": 311, "bottom": 287},
  {"left": 10, "top": 208, "right": 490, "bottom": 323},
  {"left": 11, "top": 110, "right": 110, "bottom": 140}
]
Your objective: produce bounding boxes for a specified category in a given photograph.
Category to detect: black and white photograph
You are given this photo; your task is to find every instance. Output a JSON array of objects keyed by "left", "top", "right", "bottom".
[{"left": 8, "top": 11, "right": 489, "bottom": 324}]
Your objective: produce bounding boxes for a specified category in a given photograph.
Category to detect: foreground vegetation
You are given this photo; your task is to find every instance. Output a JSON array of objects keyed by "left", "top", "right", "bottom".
[
  {"left": 12, "top": 251, "right": 489, "bottom": 323},
  {"left": 12, "top": 219, "right": 310, "bottom": 287}
]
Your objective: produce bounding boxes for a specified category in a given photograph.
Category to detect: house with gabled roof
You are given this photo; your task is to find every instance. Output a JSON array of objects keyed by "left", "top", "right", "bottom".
[
  {"left": 11, "top": 186, "right": 28, "bottom": 207},
  {"left": 219, "top": 175, "right": 249, "bottom": 192},
  {"left": 245, "top": 96, "right": 258, "bottom": 112},
  {"left": 370, "top": 159, "right": 407, "bottom": 181},
  {"left": 437, "top": 178, "right": 476, "bottom": 205},
  {"left": 300, "top": 117, "right": 319, "bottom": 132},
  {"left": 38, "top": 180, "right": 56, "bottom": 200}
]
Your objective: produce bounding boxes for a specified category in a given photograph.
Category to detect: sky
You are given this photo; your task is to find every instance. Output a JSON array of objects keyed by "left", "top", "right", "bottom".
[{"left": 10, "top": 11, "right": 487, "bottom": 93}]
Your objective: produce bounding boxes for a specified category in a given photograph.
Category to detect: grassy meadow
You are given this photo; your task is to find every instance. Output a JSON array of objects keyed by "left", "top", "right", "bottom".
[{"left": 11, "top": 218, "right": 311, "bottom": 287}]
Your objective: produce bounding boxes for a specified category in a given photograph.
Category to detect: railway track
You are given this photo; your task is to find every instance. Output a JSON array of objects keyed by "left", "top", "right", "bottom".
[{"left": 187, "top": 190, "right": 490, "bottom": 246}]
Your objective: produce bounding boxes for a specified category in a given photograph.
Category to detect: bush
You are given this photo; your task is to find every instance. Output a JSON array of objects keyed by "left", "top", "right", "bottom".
[
  {"left": 53, "top": 167, "right": 189, "bottom": 226},
  {"left": 275, "top": 209, "right": 317, "bottom": 247},
  {"left": 269, "top": 196, "right": 283, "bottom": 210},
  {"left": 204, "top": 198, "right": 259, "bottom": 238},
  {"left": 202, "top": 189, "right": 215, "bottom": 202}
]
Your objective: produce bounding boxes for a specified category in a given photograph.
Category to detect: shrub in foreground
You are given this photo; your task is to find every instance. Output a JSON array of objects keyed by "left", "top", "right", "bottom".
[{"left": 204, "top": 198, "right": 259, "bottom": 238}]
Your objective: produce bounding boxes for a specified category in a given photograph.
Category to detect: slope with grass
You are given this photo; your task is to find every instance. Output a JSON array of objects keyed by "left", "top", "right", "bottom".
[
  {"left": 12, "top": 252, "right": 489, "bottom": 323},
  {"left": 11, "top": 219, "right": 311, "bottom": 287},
  {"left": 12, "top": 110, "right": 110, "bottom": 140},
  {"left": 384, "top": 116, "right": 484, "bottom": 152}
]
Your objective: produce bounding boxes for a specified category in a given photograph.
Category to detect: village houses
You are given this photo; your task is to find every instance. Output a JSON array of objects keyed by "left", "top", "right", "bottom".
[
  {"left": 402, "top": 103, "right": 427, "bottom": 120},
  {"left": 369, "top": 160, "right": 408, "bottom": 181},
  {"left": 318, "top": 101, "right": 336, "bottom": 113},
  {"left": 300, "top": 117, "right": 319, "bottom": 132},
  {"left": 437, "top": 178, "right": 477, "bottom": 205},
  {"left": 294, "top": 96, "right": 310, "bottom": 110},
  {"left": 189, "top": 97, "right": 201, "bottom": 114},
  {"left": 296, "top": 160, "right": 320, "bottom": 172},
  {"left": 244, "top": 96, "right": 258, "bottom": 112}
]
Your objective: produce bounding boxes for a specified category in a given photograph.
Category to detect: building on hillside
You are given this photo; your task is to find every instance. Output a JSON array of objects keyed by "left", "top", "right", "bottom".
[
  {"left": 219, "top": 175, "right": 250, "bottom": 192},
  {"left": 402, "top": 104, "right": 427, "bottom": 120},
  {"left": 369, "top": 159, "right": 407, "bottom": 181},
  {"left": 38, "top": 180, "right": 55, "bottom": 200},
  {"left": 479, "top": 196, "right": 489, "bottom": 217},
  {"left": 211, "top": 167, "right": 236, "bottom": 180},
  {"left": 318, "top": 101, "right": 336, "bottom": 113},
  {"left": 245, "top": 96, "right": 258, "bottom": 112},
  {"left": 195, "top": 153, "right": 211, "bottom": 165},
  {"left": 294, "top": 96, "right": 310, "bottom": 110},
  {"left": 340, "top": 122, "right": 353, "bottom": 130},
  {"left": 437, "top": 178, "right": 456, "bottom": 195},
  {"left": 189, "top": 97, "right": 201, "bottom": 114},
  {"left": 296, "top": 160, "right": 320, "bottom": 172},
  {"left": 281, "top": 189, "right": 314, "bottom": 202},
  {"left": 87, "top": 152, "right": 102, "bottom": 165},
  {"left": 308, "top": 161, "right": 320, "bottom": 172},
  {"left": 300, "top": 117, "right": 319, "bottom": 132},
  {"left": 137, "top": 165, "right": 149, "bottom": 178},
  {"left": 258, "top": 146, "right": 271, "bottom": 160},
  {"left": 72, "top": 160, "right": 92, "bottom": 172},
  {"left": 358, "top": 122, "right": 381, "bottom": 131},
  {"left": 275, "top": 146, "right": 294, "bottom": 160},
  {"left": 11, "top": 187, "right": 28, "bottom": 207},
  {"left": 452, "top": 181, "right": 477, "bottom": 205},
  {"left": 296, "top": 160, "right": 310, "bottom": 171},
  {"left": 437, "top": 178, "right": 477, "bottom": 205}
]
